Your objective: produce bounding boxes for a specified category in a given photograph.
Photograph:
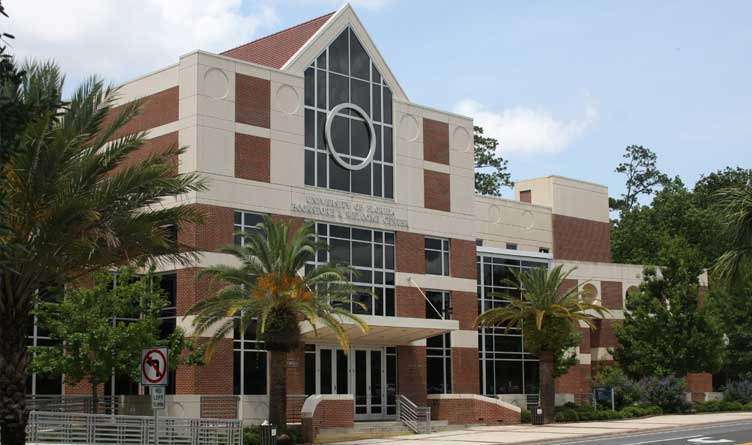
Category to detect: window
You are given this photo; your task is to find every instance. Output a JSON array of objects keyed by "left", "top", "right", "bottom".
[
  {"left": 539, "top": 247, "right": 549, "bottom": 254},
  {"left": 27, "top": 287, "right": 63, "bottom": 395},
  {"left": 233, "top": 320, "right": 268, "bottom": 395},
  {"left": 506, "top": 243, "right": 518, "bottom": 250},
  {"left": 304, "top": 27, "right": 394, "bottom": 198},
  {"left": 234, "top": 211, "right": 264, "bottom": 246},
  {"left": 477, "top": 254, "right": 549, "bottom": 395},
  {"left": 425, "top": 238, "right": 450, "bottom": 276},
  {"left": 426, "top": 291, "right": 452, "bottom": 394},
  {"left": 309, "top": 223, "right": 395, "bottom": 316}
]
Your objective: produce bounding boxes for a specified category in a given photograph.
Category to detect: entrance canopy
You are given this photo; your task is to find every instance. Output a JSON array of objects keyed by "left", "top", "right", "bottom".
[{"left": 300, "top": 315, "right": 458, "bottom": 345}]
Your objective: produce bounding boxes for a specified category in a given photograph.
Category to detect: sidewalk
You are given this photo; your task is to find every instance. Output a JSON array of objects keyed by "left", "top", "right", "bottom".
[{"left": 332, "top": 412, "right": 752, "bottom": 445}]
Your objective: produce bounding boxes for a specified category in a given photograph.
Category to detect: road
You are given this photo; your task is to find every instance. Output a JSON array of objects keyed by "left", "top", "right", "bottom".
[{"left": 546, "top": 421, "right": 752, "bottom": 445}]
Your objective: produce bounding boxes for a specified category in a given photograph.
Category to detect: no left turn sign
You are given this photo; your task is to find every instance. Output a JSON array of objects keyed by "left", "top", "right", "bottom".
[{"left": 141, "top": 347, "right": 169, "bottom": 386}]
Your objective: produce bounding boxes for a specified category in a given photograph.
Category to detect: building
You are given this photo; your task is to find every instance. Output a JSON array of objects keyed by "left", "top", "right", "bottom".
[{"left": 27, "top": 3, "right": 713, "bottom": 428}]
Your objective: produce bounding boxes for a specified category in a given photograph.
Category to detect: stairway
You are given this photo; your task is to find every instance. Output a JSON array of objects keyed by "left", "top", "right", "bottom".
[{"left": 316, "top": 420, "right": 452, "bottom": 443}]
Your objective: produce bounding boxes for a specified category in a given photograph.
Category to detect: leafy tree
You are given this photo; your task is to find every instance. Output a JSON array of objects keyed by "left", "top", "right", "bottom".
[
  {"left": 613, "top": 246, "right": 724, "bottom": 379},
  {"left": 707, "top": 282, "right": 752, "bottom": 381},
  {"left": 30, "top": 269, "right": 203, "bottom": 413},
  {"left": 188, "top": 216, "right": 369, "bottom": 432},
  {"left": 610, "top": 145, "right": 668, "bottom": 213},
  {"left": 476, "top": 265, "right": 608, "bottom": 423},
  {"left": 474, "top": 126, "right": 513, "bottom": 196},
  {"left": 714, "top": 184, "right": 752, "bottom": 286},
  {"left": 0, "top": 62, "right": 205, "bottom": 445}
]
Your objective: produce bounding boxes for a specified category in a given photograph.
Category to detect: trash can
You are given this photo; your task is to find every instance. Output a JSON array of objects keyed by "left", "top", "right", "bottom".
[
  {"left": 532, "top": 406, "right": 544, "bottom": 425},
  {"left": 260, "top": 420, "right": 277, "bottom": 445}
]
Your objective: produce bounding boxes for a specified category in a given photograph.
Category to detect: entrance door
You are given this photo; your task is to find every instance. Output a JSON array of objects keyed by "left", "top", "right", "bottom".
[
  {"left": 316, "top": 347, "right": 349, "bottom": 394},
  {"left": 353, "top": 348, "right": 385, "bottom": 419}
]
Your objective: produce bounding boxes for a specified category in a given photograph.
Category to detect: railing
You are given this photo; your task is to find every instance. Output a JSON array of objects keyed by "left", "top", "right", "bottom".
[
  {"left": 200, "top": 396, "right": 240, "bottom": 419},
  {"left": 525, "top": 393, "right": 540, "bottom": 410},
  {"left": 27, "top": 395, "right": 121, "bottom": 415},
  {"left": 397, "top": 395, "right": 431, "bottom": 434},
  {"left": 27, "top": 411, "right": 242, "bottom": 445}
]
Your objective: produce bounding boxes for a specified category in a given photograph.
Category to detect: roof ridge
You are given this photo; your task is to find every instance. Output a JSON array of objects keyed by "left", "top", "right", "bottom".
[{"left": 221, "top": 11, "right": 335, "bottom": 56}]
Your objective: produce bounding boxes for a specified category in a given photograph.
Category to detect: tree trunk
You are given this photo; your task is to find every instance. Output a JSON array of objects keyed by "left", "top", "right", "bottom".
[
  {"left": 539, "top": 350, "right": 556, "bottom": 424},
  {"left": 91, "top": 380, "right": 99, "bottom": 415},
  {"left": 0, "top": 315, "right": 30, "bottom": 445},
  {"left": 268, "top": 349, "right": 288, "bottom": 432}
]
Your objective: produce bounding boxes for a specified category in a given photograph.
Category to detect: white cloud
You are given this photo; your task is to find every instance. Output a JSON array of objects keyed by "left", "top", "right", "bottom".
[
  {"left": 297, "top": 0, "right": 393, "bottom": 11},
  {"left": 454, "top": 99, "right": 598, "bottom": 155},
  {"left": 5, "top": 0, "right": 279, "bottom": 87}
]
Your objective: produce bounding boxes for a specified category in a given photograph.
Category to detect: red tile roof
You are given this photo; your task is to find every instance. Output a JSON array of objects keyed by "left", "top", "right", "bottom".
[{"left": 221, "top": 12, "right": 335, "bottom": 69}]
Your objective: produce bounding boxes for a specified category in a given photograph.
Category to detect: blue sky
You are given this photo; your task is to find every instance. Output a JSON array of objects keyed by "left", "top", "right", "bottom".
[{"left": 9, "top": 0, "right": 751, "bottom": 200}]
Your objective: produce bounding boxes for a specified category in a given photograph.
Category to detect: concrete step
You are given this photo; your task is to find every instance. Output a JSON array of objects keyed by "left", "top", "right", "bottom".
[{"left": 317, "top": 420, "right": 452, "bottom": 443}]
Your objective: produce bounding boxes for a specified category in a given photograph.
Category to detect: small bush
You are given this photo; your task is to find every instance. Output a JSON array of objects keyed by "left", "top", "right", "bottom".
[
  {"left": 555, "top": 409, "right": 580, "bottom": 423},
  {"left": 243, "top": 426, "right": 260, "bottom": 445},
  {"left": 521, "top": 408, "right": 531, "bottom": 423},
  {"left": 639, "top": 376, "right": 690, "bottom": 413},
  {"left": 694, "top": 400, "right": 749, "bottom": 413},
  {"left": 723, "top": 380, "right": 752, "bottom": 404}
]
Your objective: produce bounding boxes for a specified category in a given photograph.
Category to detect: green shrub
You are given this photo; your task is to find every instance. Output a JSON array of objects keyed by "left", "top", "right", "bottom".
[
  {"left": 555, "top": 409, "right": 580, "bottom": 423},
  {"left": 694, "top": 400, "right": 748, "bottom": 413},
  {"left": 744, "top": 402, "right": 752, "bottom": 411},
  {"left": 243, "top": 426, "right": 260, "bottom": 445},
  {"left": 521, "top": 409, "right": 531, "bottom": 423},
  {"left": 723, "top": 380, "right": 752, "bottom": 404},
  {"left": 640, "top": 376, "right": 690, "bottom": 413}
]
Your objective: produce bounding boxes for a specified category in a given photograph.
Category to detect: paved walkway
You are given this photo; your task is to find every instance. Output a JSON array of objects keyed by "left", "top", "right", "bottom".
[{"left": 333, "top": 412, "right": 752, "bottom": 445}]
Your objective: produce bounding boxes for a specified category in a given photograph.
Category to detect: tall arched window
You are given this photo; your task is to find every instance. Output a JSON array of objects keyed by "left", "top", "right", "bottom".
[{"left": 304, "top": 27, "right": 394, "bottom": 198}]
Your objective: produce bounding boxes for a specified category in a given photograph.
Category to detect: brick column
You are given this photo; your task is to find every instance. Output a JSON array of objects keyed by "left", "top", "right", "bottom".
[
  {"left": 452, "top": 347, "right": 480, "bottom": 394},
  {"left": 397, "top": 345, "right": 427, "bottom": 405},
  {"left": 176, "top": 337, "right": 234, "bottom": 395}
]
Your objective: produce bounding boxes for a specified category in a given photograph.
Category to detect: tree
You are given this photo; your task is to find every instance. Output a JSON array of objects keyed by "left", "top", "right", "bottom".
[
  {"left": 475, "top": 265, "right": 607, "bottom": 424},
  {"left": 30, "top": 269, "right": 203, "bottom": 413},
  {"left": 610, "top": 145, "right": 668, "bottom": 213},
  {"left": 188, "top": 216, "right": 368, "bottom": 432},
  {"left": 707, "top": 282, "right": 752, "bottom": 381},
  {"left": 0, "top": 62, "right": 205, "bottom": 445},
  {"left": 713, "top": 184, "right": 752, "bottom": 287},
  {"left": 613, "top": 245, "right": 724, "bottom": 380},
  {"left": 474, "top": 126, "right": 513, "bottom": 196}
]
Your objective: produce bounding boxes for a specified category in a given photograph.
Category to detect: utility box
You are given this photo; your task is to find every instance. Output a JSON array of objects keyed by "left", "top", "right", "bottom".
[
  {"left": 260, "top": 422, "right": 277, "bottom": 445},
  {"left": 532, "top": 406, "right": 544, "bottom": 425}
]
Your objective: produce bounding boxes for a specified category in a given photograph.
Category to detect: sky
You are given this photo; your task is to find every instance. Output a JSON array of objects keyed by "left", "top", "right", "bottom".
[{"left": 5, "top": 0, "right": 751, "bottom": 200}]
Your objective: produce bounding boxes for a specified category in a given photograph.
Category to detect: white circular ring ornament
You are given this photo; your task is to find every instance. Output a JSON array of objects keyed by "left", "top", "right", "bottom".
[{"left": 324, "top": 102, "right": 376, "bottom": 171}]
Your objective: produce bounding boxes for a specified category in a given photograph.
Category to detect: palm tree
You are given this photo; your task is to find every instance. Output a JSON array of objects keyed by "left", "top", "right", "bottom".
[
  {"left": 0, "top": 62, "right": 205, "bottom": 445},
  {"left": 188, "top": 215, "right": 368, "bottom": 432},
  {"left": 475, "top": 265, "right": 608, "bottom": 424},
  {"left": 714, "top": 185, "right": 752, "bottom": 287}
]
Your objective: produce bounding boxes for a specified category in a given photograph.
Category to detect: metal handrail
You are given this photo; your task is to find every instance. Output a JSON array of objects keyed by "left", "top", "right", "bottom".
[
  {"left": 27, "top": 395, "right": 121, "bottom": 415},
  {"left": 27, "top": 410, "right": 242, "bottom": 445},
  {"left": 397, "top": 395, "right": 431, "bottom": 434}
]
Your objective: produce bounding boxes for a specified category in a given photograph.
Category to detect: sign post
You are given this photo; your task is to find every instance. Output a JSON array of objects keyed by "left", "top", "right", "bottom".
[{"left": 142, "top": 347, "right": 169, "bottom": 445}]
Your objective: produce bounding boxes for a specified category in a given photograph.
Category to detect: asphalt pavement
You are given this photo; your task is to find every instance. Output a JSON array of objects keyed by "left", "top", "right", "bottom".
[{"left": 545, "top": 420, "right": 752, "bottom": 445}]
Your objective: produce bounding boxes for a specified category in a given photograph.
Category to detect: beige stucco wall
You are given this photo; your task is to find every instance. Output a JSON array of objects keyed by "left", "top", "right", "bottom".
[
  {"left": 515, "top": 175, "right": 609, "bottom": 223},
  {"left": 474, "top": 195, "right": 553, "bottom": 253}
]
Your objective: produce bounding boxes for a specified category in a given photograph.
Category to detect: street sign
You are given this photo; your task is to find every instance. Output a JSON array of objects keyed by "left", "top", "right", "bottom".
[
  {"left": 151, "top": 386, "right": 166, "bottom": 410},
  {"left": 141, "top": 347, "right": 169, "bottom": 386}
]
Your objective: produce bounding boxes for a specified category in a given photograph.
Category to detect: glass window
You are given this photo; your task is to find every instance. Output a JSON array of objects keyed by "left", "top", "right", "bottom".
[
  {"left": 234, "top": 211, "right": 264, "bottom": 246},
  {"left": 233, "top": 320, "right": 268, "bottom": 395},
  {"left": 477, "top": 254, "right": 549, "bottom": 395},
  {"left": 426, "top": 291, "right": 452, "bottom": 394},
  {"left": 425, "top": 237, "right": 450, "bottom": 276},
  {"left": 303, "top": 27, "right": 394, "bottom": 198},
  {"left": 311, "top": 222, "right": 395, "bottom": 316}
]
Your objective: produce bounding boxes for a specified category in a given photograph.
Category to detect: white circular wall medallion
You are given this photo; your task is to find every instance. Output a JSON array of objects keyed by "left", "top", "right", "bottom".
[
  {"left": 324, "top": 102, "right": 376, "bottom": 171},
  {"left": 399, "top": 114, "right": 420, "bottom": 141},
  {"left": 203, "top": 68, "right": 229, "bottom": 100},
  {"left": 453, "top": 126, "right": 472, "bottom": 153},
  {"left": 276, "top": 84, "right": 300, "bottom": 115}
]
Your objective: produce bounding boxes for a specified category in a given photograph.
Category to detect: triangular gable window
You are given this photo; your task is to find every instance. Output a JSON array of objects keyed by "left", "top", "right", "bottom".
[{"left": 303, "top": 27, "right": 394, "bottom": 199}]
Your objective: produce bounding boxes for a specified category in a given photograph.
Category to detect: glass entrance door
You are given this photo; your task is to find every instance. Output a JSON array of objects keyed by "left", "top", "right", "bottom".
[
  {"left": 353, "top": 349, "right": 385, "bottom": 419},
  {"left": 316, "top": 347, "right": 349, "bottom": 394}
]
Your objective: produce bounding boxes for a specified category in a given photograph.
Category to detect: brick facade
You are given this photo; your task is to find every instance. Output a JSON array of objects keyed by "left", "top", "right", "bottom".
[
  {"left": 235, "top": 73, "right": 270, "bottom": 128},
  {"left": 452, "top": 347, "right": 480, "bottom": 394},
  {"left": 176, "top": 338, "right": 233, "bottom": 395},
  {"left": 301, "top": 396, "right": 354, "bottom": 444},
  {"left": 578, "top": 327, "right": 591, "bottom": 353},
  {"left": 105, "top": 86, "right": 179, "bottom": 139},
  {"left": 423, "top": 118, "right": 449, "bottom": 165},
  {"left": 555, "top": 364, "right": 591, "bottom": 393},
  {"left": 397, "top": 346, "right": 427, "bottom": 405},
  {"left": 111, "top": 132, "right": 178, "bottom": 176},
  {"left": 178, "top": 204, "right": 234, "bottom": 253},
  {"left": 452, "top": 291, "right": 478, "bottom": 330},
  {"left": 591, "top": 319, "right": 620, "bottom": 349},
  {"left": 396, "top": 286, "right": 424, "bottom": 318},
  {"left": 424, "top": 170, "right": 451, "bottom": 212},
  {"left": 601, "top": 281, "right": 624, "bottom": 310},
  {"left": 396, "top": 231, "right": 424, "bottom": 274},
  {"left": 552, "top": 214, "right": 611, "bottom": 262},
  {"left": 428, "top": 395, "right": 521, "bottom": 425},
  {"left": 234, "top": 133, "right": 270, "bottom": 182},
  {"left": 450, "top": 239, "right": 476, "bottom": 280}
]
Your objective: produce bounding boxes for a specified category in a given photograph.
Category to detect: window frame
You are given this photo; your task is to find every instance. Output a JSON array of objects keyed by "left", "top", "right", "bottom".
[{"left": 424, "top": 237, "right": 450, "bottom": 276}]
